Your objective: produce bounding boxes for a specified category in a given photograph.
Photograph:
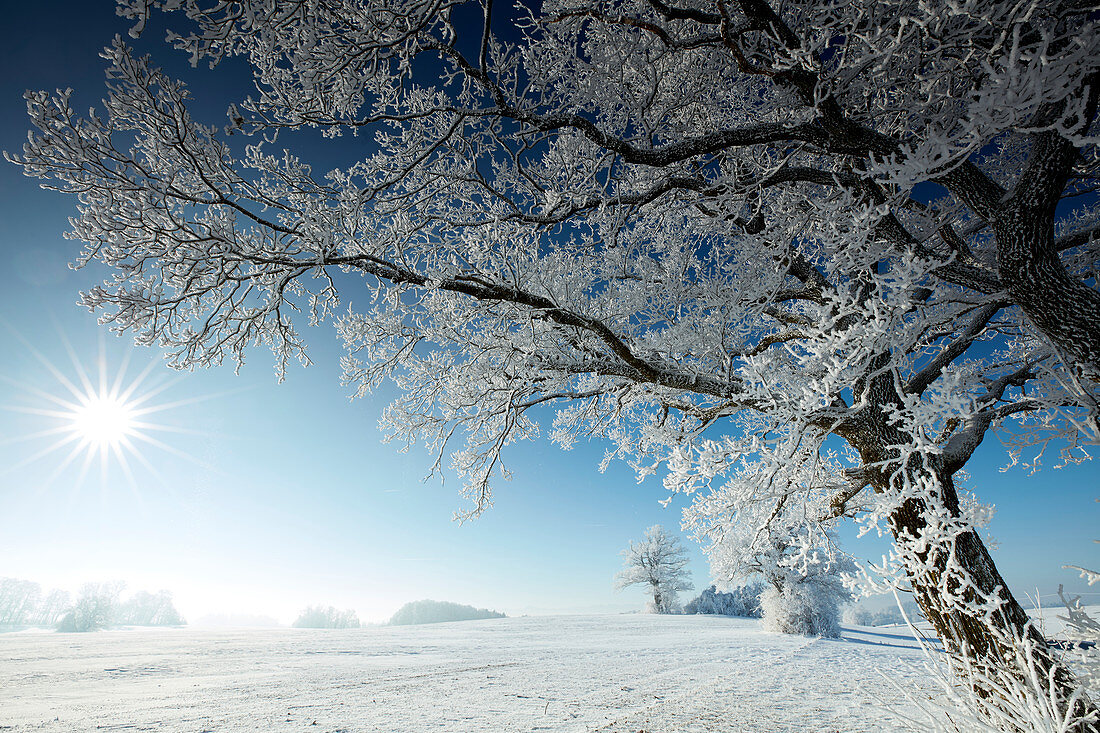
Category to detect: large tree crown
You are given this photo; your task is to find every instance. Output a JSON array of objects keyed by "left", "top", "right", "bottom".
[{"left": 8, "top": 0, "right": 1099, "bottom": 523}]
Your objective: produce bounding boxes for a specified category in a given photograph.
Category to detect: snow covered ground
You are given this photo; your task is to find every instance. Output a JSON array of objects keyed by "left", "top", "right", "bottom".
[{"left": 0, "top": 614, "right": 943, "bottom": 732}]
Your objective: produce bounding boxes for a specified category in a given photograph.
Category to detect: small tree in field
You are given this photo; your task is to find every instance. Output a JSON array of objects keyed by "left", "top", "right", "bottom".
[{"left": 615, "top": 525, "right": 692, "bottom": 613}]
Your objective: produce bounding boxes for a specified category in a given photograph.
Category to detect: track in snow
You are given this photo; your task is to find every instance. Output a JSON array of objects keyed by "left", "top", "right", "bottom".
[{"left": 0, "top": 614, "right": 937, "bottom": 732}]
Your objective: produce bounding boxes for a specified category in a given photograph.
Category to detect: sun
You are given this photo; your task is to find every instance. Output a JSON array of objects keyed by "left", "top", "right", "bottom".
[
  {"left": 1, "top": 329, "right": 217, "bottom": 491},
  {"left": 71, "top": 393, "right": 137, "bottom": 447}
]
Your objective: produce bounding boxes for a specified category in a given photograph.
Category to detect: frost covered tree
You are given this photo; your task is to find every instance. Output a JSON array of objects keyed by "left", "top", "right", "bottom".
[
  {"left": 31, "top": 589, "right": 72, "bottom": 627},
  {"left": 0, "top": 579, "right": 71, "bottom": 628},
  {"left": 615, "top": 525, "right": 693, "bottom": 613},
  {"left": 0, "top": 578, "right": 41, "bottom": 626},
  {"left": 8, "top": 0, "right": 1100, "bottom": 725}
]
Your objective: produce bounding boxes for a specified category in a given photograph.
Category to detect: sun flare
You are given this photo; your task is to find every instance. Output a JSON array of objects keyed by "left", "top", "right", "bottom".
[{"left": 71, "top": 393, "right": 137, "bottom": 447}]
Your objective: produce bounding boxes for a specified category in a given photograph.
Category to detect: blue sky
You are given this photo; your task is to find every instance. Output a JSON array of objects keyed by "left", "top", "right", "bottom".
[{"left": 0, "top": 1, "right": 1095, "bottom": 624}]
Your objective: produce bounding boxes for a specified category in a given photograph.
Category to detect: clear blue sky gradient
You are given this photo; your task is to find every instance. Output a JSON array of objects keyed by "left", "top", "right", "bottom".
[{"left": 0, "top": 1, "right": 1095, "bottom": 623}]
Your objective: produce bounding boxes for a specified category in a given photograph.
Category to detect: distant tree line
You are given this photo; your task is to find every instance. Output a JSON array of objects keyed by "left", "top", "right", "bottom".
[
  {"left": 292, "top": 606, "right": 360, "bottom": 629},
  {"left": 1, "top": 578, "right": 184, "bottom": 632},
  {"left": 116, "top": 589, "right": 186, "bottom": 627},
  {"left": 844, "top": 601, "right": 924, "bottom": 628},
  {"left": 0, "top": 578, "right": 70, "bottom": 627},
  {"left": 389, "top": 600, "right": 505, "bottom": 626}
]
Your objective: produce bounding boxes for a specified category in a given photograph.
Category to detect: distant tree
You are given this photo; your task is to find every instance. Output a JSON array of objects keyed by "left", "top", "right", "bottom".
[
  {"left": 683, "top": 584, "right": 763, "bottom": 618},
  {"left": 57, "top": 582, "right": 124, "bottom": 632},
  {"left": 0, "top": 578, "right": 41, "bottom": 626},
  {"left": 615, "top": 526, "right": 693, "bottom": 614},
  {"left": 292, "top": 605, "right": 360, "bottom": 629},
  {"left": 116, "top": 590, "right": 186, "bottom": 626},
  {"left": 388, "top": 600, "right": 505, "bottom": 626},
  {"left": 31, "top": 589, "right": 72, "bottom": 627}
]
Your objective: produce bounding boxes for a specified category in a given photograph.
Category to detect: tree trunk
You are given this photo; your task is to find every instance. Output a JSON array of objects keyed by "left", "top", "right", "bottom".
[
  {"left": 886, "top": 464, "right": 1099, "bottom": 731},
  {"left": 836, "top": 350, "right": 1098, "bottom": 728}
]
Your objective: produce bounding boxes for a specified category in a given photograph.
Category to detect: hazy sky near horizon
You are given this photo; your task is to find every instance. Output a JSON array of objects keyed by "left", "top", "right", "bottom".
[{"left": 0, "top": 1, "right": 1096, "bottom": 625}]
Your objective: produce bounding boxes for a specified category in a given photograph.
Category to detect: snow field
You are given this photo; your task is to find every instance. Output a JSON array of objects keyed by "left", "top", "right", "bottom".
[{"left": 0, "top": 614, "right": 941, "bottom": 732}]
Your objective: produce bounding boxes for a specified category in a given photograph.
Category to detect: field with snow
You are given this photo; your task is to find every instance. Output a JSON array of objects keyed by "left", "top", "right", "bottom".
[{"left": 0, "top": 614, "right": 948, "bottom": 732}]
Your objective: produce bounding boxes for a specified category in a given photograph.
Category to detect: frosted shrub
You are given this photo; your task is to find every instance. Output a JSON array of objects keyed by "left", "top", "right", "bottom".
[
  {"left": 760, "top": 580, "right": 845, "bottom": 638},
  {"left": 684, "top": 584, "right": 763, "bottom": 617}
]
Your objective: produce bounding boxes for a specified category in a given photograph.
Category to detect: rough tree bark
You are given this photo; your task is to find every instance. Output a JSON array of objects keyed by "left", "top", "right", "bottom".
[
  {"left": 889, "top": 467, "right": 1098, "bottom": 730},
  {"left": 994, "top": 108, "right": 1100, "bottom": 384},
  {"left": 839, "top": 375, "right": 1099, "bottom": 730}
]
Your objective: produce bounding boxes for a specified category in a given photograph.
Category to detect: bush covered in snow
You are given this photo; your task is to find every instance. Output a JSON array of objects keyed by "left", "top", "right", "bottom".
[
  {"left": 688, "top": 470, "right": 856, "bottom": 637},
  {"left": 760, "top": 577, "right": 850, "bottom": 638},
  {"left": 683, "top": 584, "right": 763, "bottom": 617},
  {"left": 292, "top": 606, "right": 360, "bottom": 629},
  {"left": 389, "top": 600, "right": 505, "bottom": 626}
]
